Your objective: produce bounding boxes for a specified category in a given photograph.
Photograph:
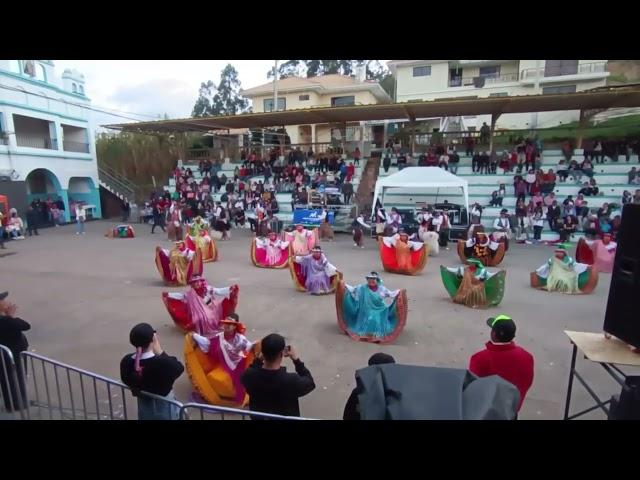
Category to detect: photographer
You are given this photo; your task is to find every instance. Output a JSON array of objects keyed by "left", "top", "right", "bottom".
[{"left": 241, "top": 333, "right": 315, "bottom": 418}]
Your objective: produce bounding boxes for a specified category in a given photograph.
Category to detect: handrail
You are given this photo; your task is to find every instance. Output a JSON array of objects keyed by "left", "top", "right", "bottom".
[
  {"left": 448, "top": 73, "right": 519, "bottom": 87},
  {"left": 520, "top": 61, "right": 607, "bottom": 80}
]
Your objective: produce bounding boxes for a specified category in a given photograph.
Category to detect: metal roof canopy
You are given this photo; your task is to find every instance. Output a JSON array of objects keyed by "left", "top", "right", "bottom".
[{"left": 104, "top": 87, "right": 640, "bottom": 134}]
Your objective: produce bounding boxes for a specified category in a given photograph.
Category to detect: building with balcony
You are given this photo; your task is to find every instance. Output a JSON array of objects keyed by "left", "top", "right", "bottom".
[
  {"left": 0, "top": 60, "right": 101, "bottom": 222},
  {"left": 387, "top": 60, "right": 609, "bottom": 132},
  {"left": 240, "top": 69, "right": 391, "bottom": 149}
]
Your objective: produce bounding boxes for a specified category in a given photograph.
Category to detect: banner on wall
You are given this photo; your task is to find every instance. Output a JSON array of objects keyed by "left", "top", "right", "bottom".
[{"left": 292, "top": 209, "right": 335, "bottom": 226}]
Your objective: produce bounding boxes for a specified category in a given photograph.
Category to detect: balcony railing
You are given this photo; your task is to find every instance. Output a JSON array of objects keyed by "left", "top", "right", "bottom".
[
  {"left": 63, "top": 140, "right": 90, "bottom": 153},
  {"left": 448, "top": 73, "right": 519, "bottom": 87},
  {"left": 15, "top": 135, "right": 57, "bottom": 150},
  {"left": 0, "top": 134, "right": 8, "bottom": 146},
  {"left": 520, "top": 61, "right": 607, "bottom": 80}
]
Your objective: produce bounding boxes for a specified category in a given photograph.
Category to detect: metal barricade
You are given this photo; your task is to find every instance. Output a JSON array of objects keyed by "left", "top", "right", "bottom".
[
  {"left": 2, "top": 348, "right": 317, "bottom": 420},
  {"left": 0, "top": 345, "right": 27, "bottom": 419},
  {"left": 18, "top": 350, "right": 180, "bottom": 420},
  {"left": 179, "top": 402, "right": 314, "bottom": 421}
]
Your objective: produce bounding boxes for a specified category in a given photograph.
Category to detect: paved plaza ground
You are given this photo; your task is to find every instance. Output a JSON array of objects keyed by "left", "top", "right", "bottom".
[{"left": 2, "top": 220, "right": 635, "bottom": 420}]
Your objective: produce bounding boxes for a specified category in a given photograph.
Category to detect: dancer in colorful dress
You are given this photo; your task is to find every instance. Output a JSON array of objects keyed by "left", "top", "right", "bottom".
[
  {"left": 185, "top": 216, "right": 217, "bottom": 263},
  {"left": 458, "top": 230, "right": 506, "bottom": 267},
  {"left": 352, "top": 214, "right": 372, "bottom": 248},
  {"left": 105, "top": 224, "right": 135, "bottom": 238},
  {"left": 531, "top": 245, "right": 598, "bottom": 294},
  {"left": 187, "top": 313, "right": 257, "bottom": 407},
  {"left": 335, "top": 272, "right": 407, "bottom": 344},
  {"left": 155, "top": 240, "right": 203, "bottom": 286},
  {"left": 440, "top": 259, "right": 506, "bottom": 309},
  {"left": 251, "top": 231, "right": 290, "bottom": 268},
  {"left": 418, "top": 220, "right": 440, "bottom": 256},
  {"left": 378, "top": 229, "right": 427, "bottom": 275},
  {"left": 283, "top": 224, "right": 319, "bottom": 256},
  {"left": 576, "top": 233, "right": 616, "bottom": 273},
  {"left": 162, "top": 274, "right": 239, "bottom": 334},
  {"left": 290, "top": 245, "right": 341, "bottom": 294}
]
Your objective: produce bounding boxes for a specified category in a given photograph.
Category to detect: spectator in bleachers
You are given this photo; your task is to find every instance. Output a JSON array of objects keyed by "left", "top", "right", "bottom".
[
  {"left": 524, "top": 142, "right": 535, "bottom": 171},
  {"left": 438, "top": 152, "right": 449, "bottom": 171},
  {"left": 634, "top": 189, "right": 640, "bottom": 204},
  {"left": 568, "top": 160, "right": 583, "bottom": 183},
  {"left": 465, "top": 136, "right": 475, "bottom": 156},
  {"left": 489, "top": 151, "right": 499, "bottom": 174},
  {"left": 541, "top": 169, "right": 556, "bottom": 194},
  {"left": 562, "top": 195, "right": 576, "bottom": 218},
  {"left": 472, "top": 151, "right": 480, "bottom": 173},
  {"left": 559, "top": 214, "right": 578, "bottom": 242},
  {"left": 499, "top": 151, "right": 511, "bottom": 174},
  {"left": 628, "top": 167, "right": 638, "bottom": 184},
  {"left": 622, "top": 190, "right": 633, "bottom": 205},
  {"left": 543, "top": 191, "right": 556, "bottom": 208},
  {"left": 470, "top": 202, "right": 483, "bottom": 220},
  {"left": 582, "top": 214, "right": 599, "bottom": 238},
  {"left": 561, "top": 140, "right": 573, "bottom": 162},
  {"left": 515, "top": 140, "right": 526, "bottom": 172},
  {"left": 523, "top": 168, "right": 536, "bottom": 191},
  {"left": 574, "top": 195, "right": 589, "bottom": 224},
  {"left": 514, "top": 177, "right": 527, "bottom": 203},
  {"left": 546, "top": 200, "right": 561, "bottom": 232},
  {"left": 353, "top": 147, "right": 361, "bottom": 166},
  {"left": 489, "top": 191, "right": 501, "bottom": 207},
  {"left": 531, "top": 205, "right": 545, "bottom": 243},
  {"left": 514, "top": 202, "right": 531, "bottom": 242},
  {"left": 479, "top": 122, "right": 490, "bottom": 144},
  {"left": 581, "top": 158, "right": 594, "bottom": 179},
  {"left": 593, "top": 140, "right": 604, "bottom": 164},
  {"left": 529, "top": 180, "right": 542, "bottom": 200},
  {"left": 478, "top": 151, "right": 490, "bottom": 174},
  {"left": 341, "top": 180, "right": 354, "bottom": 205},
  {"left": 556, "top": 159, "right": 569, "bottom": 183},
  {"left": 597, "top": 202, "right": 611, "bottom": 220}
]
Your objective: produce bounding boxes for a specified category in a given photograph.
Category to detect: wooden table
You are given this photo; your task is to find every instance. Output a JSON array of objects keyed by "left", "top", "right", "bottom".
[{"left": 563, "top": 330, "right": 640, "bottom": 420}]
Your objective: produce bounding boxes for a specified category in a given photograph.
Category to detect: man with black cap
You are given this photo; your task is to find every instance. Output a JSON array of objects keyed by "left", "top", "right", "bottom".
[
  {"left": 0, "top": 291, "right": 30, "bottom": 412},
  {"left": 343, "top": 353, "right": 396, "bottom": 420},
  {"left": 468, "top": 315, "right": 534, "bottom": 417},
  {"left": 241, "top": 333, "right": 315, "bottom": 418},
  {"left": 120, "top": 323, "right": 184, "bottom": 420}
]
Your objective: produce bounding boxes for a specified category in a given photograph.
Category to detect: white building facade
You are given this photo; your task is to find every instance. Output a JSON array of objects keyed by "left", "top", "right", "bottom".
[
  {"left": 0, "top": 60, "right": 102, "bottom": 222},
  {"left": 388, "top": 60, "right": 609, "bottom": 131}
]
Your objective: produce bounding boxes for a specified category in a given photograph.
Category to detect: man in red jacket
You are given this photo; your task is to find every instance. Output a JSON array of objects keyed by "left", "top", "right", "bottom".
[{"left": 469, "top": 315, "right": 534, "bottom": 417}]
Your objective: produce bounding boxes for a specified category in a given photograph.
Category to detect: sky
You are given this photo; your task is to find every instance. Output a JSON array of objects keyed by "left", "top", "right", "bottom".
[{"left": 53, "top": 60, "right": 280, "bottom": 128}]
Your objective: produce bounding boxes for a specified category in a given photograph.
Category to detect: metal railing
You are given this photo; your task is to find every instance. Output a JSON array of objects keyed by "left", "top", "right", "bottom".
[
  {"left": 15, "top": 135, "right": 57, "bottom": 150},
  {"left": 448, "top": 73, "right": 519, "bottom": 87},
  {"left": 520, "top": 61, "right": 608, "bottom": 80},
  {"left": 63, "top": 140, "right": 90, "bottom": 153},
  {"left": 98, "top": 163, "right": 143, "bottom": 203},
  {"left": 179, "top": 403, "right": 311, "bottom": 420},
  {"left": 0, "top": 345, "right": 27, "bottom": 419},
  {"left": 0, "top": 346, "right": 316, "bottom": 420}
]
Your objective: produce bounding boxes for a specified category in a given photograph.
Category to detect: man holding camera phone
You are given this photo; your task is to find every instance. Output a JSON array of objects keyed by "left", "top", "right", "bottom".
[{"left": 241, "top": 333, "right": 315, "bottom": 419}]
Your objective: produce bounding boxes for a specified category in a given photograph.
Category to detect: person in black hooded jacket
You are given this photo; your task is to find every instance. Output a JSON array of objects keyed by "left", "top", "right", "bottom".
[
  {"left": 343, "top": 353, "right": 396, "bottom": 420},
  {"left": 0, "top": 291, "right": 30, "bottom": 412}
]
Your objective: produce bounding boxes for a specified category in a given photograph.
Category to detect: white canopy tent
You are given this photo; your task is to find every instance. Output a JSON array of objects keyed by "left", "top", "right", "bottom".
[{"left": 372, "top": 167, "right": 469, "bottom": 213}]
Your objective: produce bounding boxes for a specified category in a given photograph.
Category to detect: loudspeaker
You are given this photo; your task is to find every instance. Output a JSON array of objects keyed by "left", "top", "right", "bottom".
[{"left": 603, "top": 204, "right": 640, "bottom": 348}]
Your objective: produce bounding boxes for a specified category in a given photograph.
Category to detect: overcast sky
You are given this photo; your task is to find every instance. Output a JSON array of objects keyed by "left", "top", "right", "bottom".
[{"left": 53, "top": 60, "right": 280, "bottom": 128}]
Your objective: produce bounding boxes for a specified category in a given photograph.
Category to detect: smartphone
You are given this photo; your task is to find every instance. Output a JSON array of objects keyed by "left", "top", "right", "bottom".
[{"left": 284, "top": 345, "right": 291, "bottom": 354}]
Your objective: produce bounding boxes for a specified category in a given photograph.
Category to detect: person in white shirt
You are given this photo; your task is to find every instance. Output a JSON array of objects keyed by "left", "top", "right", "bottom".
[
  {"left": 492, "top": 209, "right": 511, "bottom": 249},
  {"left": 75, "top": 205, "right": 86, "bottom": 235}
]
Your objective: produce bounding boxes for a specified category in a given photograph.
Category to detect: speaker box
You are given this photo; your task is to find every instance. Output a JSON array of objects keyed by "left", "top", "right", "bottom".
[{"left": 603, "top": 204, "right": 640, "bottom": 349}]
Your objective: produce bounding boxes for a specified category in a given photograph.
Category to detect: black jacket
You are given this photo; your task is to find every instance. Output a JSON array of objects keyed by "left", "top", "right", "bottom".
[
  {"left": 241, "top": 358, "right": 315, "bottom": 418},
  {"left": 120, "top": 352, "right": 184, "bottom": 397},
  {"left": 0, "top": 315, "right": 30, "bottom": 360},
  {"left": 343, "top": 387, "right": 361, "bottom": 420}
]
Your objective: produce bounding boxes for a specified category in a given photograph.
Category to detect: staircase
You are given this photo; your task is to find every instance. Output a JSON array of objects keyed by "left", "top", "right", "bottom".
[{"left": 98, "top": 163, "right": 143, "bottom": 205}]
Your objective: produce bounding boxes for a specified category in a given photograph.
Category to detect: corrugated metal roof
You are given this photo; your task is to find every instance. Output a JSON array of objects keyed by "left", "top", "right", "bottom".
[{"left": 105, "top": 88, "right": 640, "bottom": 134}]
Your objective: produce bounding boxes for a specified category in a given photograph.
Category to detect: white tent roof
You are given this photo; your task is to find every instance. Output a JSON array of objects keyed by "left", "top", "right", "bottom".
[{"left": 373, "top": 167, "right": 469, "bottom": 212}]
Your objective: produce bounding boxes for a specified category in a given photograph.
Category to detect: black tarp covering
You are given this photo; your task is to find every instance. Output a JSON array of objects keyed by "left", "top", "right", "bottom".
[{"left": 356, "top": 364, "right": 520, "bottom": 420}]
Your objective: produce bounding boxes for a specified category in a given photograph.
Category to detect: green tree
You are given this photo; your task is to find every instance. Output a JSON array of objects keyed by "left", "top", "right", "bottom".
[{"left": 192, "top": 65, "right": 249, "bottom": 117}]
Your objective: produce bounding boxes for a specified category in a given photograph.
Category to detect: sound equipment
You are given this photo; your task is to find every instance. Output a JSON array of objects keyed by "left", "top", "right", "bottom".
[{"left": 603, "top": 204, "right": 640, "bottom": 349}]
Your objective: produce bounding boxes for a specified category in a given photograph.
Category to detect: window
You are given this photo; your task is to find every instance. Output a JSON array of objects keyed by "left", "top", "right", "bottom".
[
  {"left": 79, "top": 85, "right": 85, "bottom": 94},
  {"left": 331, "top": 95, "right": 355, "bottom": 107},
  {"left": 298, "top": 94, "right": 309, "bottom": 101},
  {"left": 544, "top": 60, "right": 579, "bottom": 77},
  {"left": 489, "top": 92, "right": 508, "bottom": 97},
  {"left": 263, "top": 97, "right": 286, "bottom": 112},
  {"left": 72, "top": 83, "right": 77, "bottom": 93},
  {"left": 8, "top": 60, "right": 21, "bottom": 73},
  {"left": 479, "top": 65, "right": 500, "bottom": 78},
  {"left": 542, "top": 85, "right": 577, "bottom": 95},
  {"left": 413, "top": 66, "right": 431, "bottom": 77},
  {"left": 35, "top": 64, "right": 46, "bottom": 82}
]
